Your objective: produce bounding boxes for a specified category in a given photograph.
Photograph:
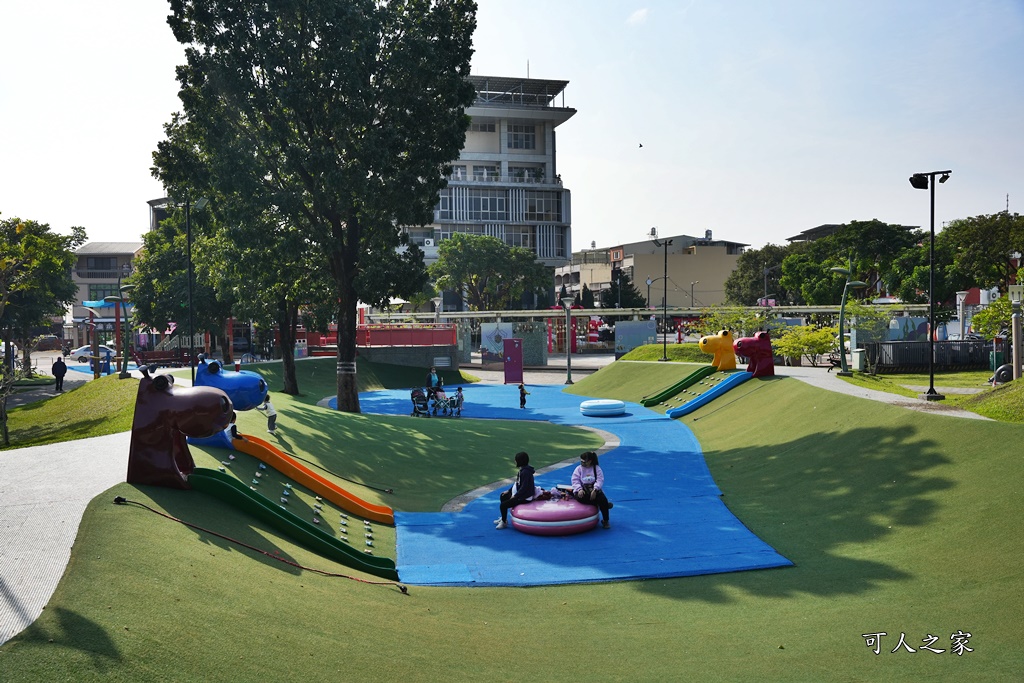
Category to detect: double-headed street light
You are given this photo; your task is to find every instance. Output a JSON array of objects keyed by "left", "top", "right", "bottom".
[
  {"left": 909, "top": 170, "right": 951, "bottom": 400},
  {"left": 651, "top": 229, "right": 672, "bottom": 362},
  {"left": 829, "top": 262, "right": 867, "bottom": 376},
  {"left": 560, "top": 296, "right": 575, "bottom": 384}
]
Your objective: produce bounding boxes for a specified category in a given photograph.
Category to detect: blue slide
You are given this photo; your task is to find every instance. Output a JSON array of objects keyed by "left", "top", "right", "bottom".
[{"left": 666, "top": 371, "right": 753, "bottom": 418}]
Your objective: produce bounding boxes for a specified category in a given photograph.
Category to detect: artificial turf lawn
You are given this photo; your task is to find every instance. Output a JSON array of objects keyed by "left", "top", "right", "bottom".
[{"left": 3, "top": 361, "right": 1023, "bottom": 680}]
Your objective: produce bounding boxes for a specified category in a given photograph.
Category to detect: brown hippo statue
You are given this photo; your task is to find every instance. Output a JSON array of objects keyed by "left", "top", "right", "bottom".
[{"left": 127, "top": 367, "right": 233, "bottom": 489}]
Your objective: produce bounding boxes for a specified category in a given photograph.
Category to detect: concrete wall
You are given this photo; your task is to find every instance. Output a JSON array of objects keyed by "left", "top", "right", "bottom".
[{"left": 358, "top": 345, "right": 457, "bottom": 370}]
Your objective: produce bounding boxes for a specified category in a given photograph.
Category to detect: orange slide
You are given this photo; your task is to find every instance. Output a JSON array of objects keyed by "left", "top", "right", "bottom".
[{"left": 233, "top": 435, "right": 395, "bottom": 525}]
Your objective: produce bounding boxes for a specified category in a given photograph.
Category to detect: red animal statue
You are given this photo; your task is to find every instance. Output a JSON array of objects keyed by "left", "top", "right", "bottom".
[
  {"left": 698, "top": 330, "right": 737, "bottom": 370},
  {"left": 733, "top": 331, "right": 776, "bottom": 378},
  {"left": 127, "top": 368, "right": 233, "bottom": 489}
]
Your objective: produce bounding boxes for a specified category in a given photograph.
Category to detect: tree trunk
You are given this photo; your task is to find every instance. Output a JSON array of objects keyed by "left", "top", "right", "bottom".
[
  {"left": 277, "top": 299, "right": 299, "bottom": 395},
  {"left": 335, "top": 289, "right": 360, "bottom": 412}
]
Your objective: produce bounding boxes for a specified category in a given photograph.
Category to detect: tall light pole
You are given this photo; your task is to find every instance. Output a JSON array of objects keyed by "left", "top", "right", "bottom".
[
  {"left": 690, "top": 280, "right": 699, "bottom": 306},
  {"left": 184, "top": 197, "right": 209, "bottom": 383},
  {"left": 651, "top": 231, "right": 672, "bottom": 362},
  {"left": 1009, "top": 285, "right": 1023, "bottom": 381},
  {"left": 560, "top": 296, "right": 575, "bottom": 384},
  {"left": 829, "top": 260, "right": 867, "bottom": 376},
  {"left": 909, "top": 170, "right": 951, "bottom": 400}
]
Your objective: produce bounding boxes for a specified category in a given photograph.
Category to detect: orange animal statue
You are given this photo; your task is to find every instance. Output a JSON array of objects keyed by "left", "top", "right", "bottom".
[{"left": 698, "top": 330, "right": 737, "bottom": 370}]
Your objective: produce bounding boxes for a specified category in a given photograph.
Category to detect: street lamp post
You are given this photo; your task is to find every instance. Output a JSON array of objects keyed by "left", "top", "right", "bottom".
[
  {"left": 646, "top": 277, "right": 652, "bottom": 308},
  {"left": 690, "top": 280, "right": 699, "bottom": 307},
  {"left": 909, "top": 170, "right": 952, "bottom": 400},
  {"left": 1009, "top": 285, "right": 1023, "bottom": 381},
  {"left": 560, "top": 296, "right": 575, "bottom": 384},
  {"left": 184, "top": 197, "right": 209, "bottom": 383},
  {"left": 829, "top": 261, "right": 867, "bottom": 377},
  {"left": 430, "top": 296, "right": 443, "bottom": 324},
  {"left": 651, "top": 233, "right": 672, "bottom": 362}
]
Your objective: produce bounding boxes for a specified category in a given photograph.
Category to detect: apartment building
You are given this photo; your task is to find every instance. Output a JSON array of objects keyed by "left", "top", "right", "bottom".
[
  {"left": 556, "top": 231, "right": 748, "bottom": 309},
  {"left": 65, "top": 242, "right": 144, "bottom": 347},
  {"left": 406, "top": 75, "right": 576, "bottom": 272}
]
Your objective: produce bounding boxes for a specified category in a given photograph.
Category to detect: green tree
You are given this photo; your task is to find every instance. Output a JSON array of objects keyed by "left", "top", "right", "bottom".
[
  {"left": 429, "top": 234, "right": 549, "bottom": 311},
  {"left": 0, "top": 216, "right": 85, "bottom": 445},
  {"left": 600, "top": 271, "right": 647, "bottom": 311},
  {"left": 156, "top": 0, "right": 476, "bottom": 412},
  {"left": 773, "top": 325, "right": 837, "bottom": 367},
  {"left": 579, "top": 283, "right": 595, "bottom": 309},
  {"left": 126, "top": 208, "right": 234, "bottom": 355},
  {"left": 941, "top": 213, "right": 1024, "bottom": 291},
  {"left": 725, "top": 243, "right": 803, "bottom": 305},
  {"left": 971, "top": 295, "right": 1011, "bottom": 340}
]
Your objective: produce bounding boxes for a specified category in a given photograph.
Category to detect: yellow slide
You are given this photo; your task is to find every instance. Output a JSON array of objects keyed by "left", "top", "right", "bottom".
[{"left": 233, "top": 435, "right": 395, "bottom": 525}]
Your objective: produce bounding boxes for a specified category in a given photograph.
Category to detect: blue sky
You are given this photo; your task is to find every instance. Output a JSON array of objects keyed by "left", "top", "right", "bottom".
[{"left": 2, "top": 1, "right": 1022, "bottom": 251}]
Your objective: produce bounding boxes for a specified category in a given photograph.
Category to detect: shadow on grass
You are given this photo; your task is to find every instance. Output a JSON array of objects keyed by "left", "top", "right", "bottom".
[
  {"left": 636, "top": 423, "right": 953, "bottom": 603},
  {"left": 18, "top": 607, "right": 122, "bottom": 668},
  {"left": 140, "top": 486, "right": 305, "bottom": 578}
]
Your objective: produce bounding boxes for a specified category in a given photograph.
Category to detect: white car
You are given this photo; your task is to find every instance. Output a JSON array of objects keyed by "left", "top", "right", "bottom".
[{"left": 69, "top": 344, "right": 116, "bottom": 363}]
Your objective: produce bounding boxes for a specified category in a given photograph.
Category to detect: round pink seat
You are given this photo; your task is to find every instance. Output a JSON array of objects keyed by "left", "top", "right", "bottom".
[{"left": 510, "top": 498, "right": 599, "bottom": 536}]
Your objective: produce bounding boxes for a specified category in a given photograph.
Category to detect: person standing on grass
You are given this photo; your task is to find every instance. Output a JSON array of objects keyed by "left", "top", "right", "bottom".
[
  {"left": 51, "top": 356, "right": 68, "bottom": 392},
  {"left": 256, "top": 392, "right": 278, "bottom": 434}
]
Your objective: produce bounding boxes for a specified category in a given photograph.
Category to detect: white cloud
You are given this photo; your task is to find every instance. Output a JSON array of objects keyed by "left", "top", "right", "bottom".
[{"left": 627, "top": 8, "right": 649, "bottom": 25}]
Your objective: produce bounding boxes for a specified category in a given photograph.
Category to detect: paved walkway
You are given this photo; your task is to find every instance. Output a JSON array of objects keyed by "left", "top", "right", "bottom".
[{"left": 0, "top": 353, "right": 989, "bottom": 644}]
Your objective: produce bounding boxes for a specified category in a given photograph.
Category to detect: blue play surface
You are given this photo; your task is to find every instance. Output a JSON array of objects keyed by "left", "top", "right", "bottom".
[{"left": 351, "top": 383, "right": 792, "bottom": 587}]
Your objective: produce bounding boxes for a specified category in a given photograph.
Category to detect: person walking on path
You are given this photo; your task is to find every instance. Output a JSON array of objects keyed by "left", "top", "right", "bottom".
[
  {"left": 256, "top": 393, "right": 278, "bottom": 434},
  {"left": 51, "top": 357, "right": 68, "bottom": 392},
  {"left": 519, "top": 383, "right": 530, "bottom": 409}
]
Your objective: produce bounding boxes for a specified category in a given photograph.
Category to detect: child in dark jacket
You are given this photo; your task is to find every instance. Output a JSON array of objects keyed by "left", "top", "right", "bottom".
[
  {"left": 496, "top": 451, "right": 535, "bottom": 529},
  {"left": 518, "top": 383, "right": 530, "bottom": 409}
]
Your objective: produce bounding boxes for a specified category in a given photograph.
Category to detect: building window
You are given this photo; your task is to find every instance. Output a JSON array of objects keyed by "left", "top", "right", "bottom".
[
  {"left": 88, "top": 284, "right": 119, "bottom": 301},
  {"left": 451, "top": 165, "right": 467, "bottom": 180},
  {"left": 523, "top": 190, "right": 561, "bottom": 222},
  {"left": 505, "top": 226, "right": 535, "bottom": 251},
  {"left": 507, "top": 124, "right": 536, "bottom": 150},
  {"left": 468, "top": 122, "right": 496, "bottom": 133},
  {"left": 435, "top": 190, "right": 452, "bottom": 220},
  {"left": 473, "top": 165, "right": 499, "bottom": 180},
  {"left": 465, "top": 189, "right": 507, "bottom": 221}
]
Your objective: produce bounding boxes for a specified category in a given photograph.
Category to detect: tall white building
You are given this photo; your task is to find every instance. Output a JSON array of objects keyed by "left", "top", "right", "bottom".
[{"left": 406, "top": 75, "right": 576, "bottom": 268}]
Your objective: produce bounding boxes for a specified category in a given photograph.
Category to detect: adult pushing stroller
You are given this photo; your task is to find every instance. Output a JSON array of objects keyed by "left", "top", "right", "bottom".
[{"left": 410, "top": 388, "right": 430, "bottom": 417}]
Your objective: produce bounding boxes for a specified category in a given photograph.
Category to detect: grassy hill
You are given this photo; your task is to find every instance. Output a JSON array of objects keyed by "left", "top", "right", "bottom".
[{"left": 2, "top": 360, "right": 1023, "bottom": 680}]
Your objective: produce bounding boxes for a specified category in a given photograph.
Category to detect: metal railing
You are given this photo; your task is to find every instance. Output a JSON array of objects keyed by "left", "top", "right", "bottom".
[{"left": 862, "top": 340, "right": 994, "bottom": 373}]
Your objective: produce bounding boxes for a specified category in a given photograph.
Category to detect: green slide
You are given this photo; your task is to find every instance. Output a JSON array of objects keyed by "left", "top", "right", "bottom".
[
  {"left": 189, "top": 468, "right": 399, "bottom": 581},
  {"left": 640, "top": 365, "right": 717, "bottom": 407}
]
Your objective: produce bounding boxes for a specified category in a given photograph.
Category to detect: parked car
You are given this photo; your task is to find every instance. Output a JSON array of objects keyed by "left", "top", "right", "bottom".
[
  {"left": 232, "top": 337, "right": 250, "bottom": 352},
  {"left": 69, "top": 345, "right": 116, "bottom": 363},
  {"left": 36, "top": 335, "right": 63, "bottom": 351}
]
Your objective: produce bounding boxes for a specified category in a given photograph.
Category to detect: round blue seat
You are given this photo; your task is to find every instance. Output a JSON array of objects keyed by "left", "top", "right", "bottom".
[{"left": 579, "top": 399, "right": 626, "bottom": 417}]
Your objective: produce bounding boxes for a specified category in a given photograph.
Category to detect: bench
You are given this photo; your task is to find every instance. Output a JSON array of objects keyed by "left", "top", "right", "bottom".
[{"left": 134, "top": 349, "right": 191, "bottom": 368}]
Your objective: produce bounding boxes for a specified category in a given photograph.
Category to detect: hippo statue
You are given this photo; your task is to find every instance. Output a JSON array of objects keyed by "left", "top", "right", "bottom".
[
  {"left": 193, "top": 356, "right": 268, "bottom": 411},
  {"left": 127, "top": 367, "right": 233, "bottom": 489},
  {"left": 734, "top": 331, "right": 776, "bottom": 378},
  {"left": 698, "top": 330, "right": 737, "bottom": 370}
]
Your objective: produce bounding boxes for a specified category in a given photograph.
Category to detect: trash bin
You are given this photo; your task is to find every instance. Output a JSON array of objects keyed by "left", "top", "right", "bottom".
[
  {"left": 990, "top": 351, "right": 1004, "bottom": 371},
  {"left": 851, "top": 349, "right": 866, "bottom": 372}
]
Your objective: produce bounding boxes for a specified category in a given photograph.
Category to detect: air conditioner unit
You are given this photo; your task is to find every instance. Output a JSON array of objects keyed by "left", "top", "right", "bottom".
[{"left": 423, "top": 239, "right": 435, "bottom": 247}]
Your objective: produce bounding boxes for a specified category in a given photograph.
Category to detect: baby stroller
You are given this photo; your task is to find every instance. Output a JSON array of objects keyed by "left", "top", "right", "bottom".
[
  {"left": 410, "top": 388, "right": 430, "bottom": 417},
  {"left": 431, "top": 387, "right": 453, "bottom": 416}
]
